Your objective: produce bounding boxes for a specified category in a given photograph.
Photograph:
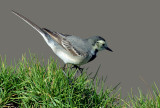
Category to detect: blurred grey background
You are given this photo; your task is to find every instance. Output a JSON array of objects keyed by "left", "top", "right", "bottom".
[{"left": 0, "top": 0, "right": 160, "bottom": 97}]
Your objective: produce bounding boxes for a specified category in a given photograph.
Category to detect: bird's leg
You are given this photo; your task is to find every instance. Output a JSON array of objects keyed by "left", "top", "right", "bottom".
[
  {"left": 61, "top": 64, "right": 74, "bottom": 85},
  {"left": 71, "top": 65, "right": 84, "bottom": 73},
  {"left": 63, "top": 64, "right": 68, "bottom": 70}
]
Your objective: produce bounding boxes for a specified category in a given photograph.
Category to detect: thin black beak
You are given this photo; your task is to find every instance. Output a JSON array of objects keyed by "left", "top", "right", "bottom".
[{"left": 105, "top": 47, "right": 113, "bottom": 52}]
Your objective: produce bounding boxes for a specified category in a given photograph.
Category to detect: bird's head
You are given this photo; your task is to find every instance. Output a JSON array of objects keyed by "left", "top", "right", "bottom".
[{"left": 88, "top": 36, "right": 113, "bottom": 52}]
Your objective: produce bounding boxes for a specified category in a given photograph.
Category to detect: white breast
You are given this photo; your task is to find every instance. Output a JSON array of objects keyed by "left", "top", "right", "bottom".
[
  {"left": 56, "top": 50, "right": 83, "bottom": 64},
  {"left": 48, "top": 41, "right": 87, "bottom": 65}
]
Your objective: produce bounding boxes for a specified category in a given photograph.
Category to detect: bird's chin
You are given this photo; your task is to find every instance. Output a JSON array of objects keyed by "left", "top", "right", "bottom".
[{"left": 99, "top": 48, "right": 106, "bottom": 51}]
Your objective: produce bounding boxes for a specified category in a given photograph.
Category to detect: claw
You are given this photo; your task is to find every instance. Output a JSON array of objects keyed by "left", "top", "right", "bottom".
[{"left": 71, "top": 65, "right": 84, "bottom": 73}]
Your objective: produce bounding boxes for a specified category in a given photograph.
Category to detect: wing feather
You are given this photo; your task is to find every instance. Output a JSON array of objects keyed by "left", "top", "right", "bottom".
[
  {"left": 43, "top": 28, "right": 81, "bottom": 56},
  {"left": 12, "top": 10, "right": 85, "bottom": 57}
]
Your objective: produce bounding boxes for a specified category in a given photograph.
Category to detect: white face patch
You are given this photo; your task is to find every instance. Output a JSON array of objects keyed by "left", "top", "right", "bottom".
[
  {"left": 92, "top": 40, "right": 106, "bottom": 51},
  {"left": 97, "top": 40, "right": 105, "bottom": 45}
]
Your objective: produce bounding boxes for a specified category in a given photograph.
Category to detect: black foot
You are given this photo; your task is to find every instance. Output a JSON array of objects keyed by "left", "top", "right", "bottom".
[
  {"left": 71, "top": 65, "right": 84, "bottom": 73},
  {"left": 62, "top": 64, "right": 67, "bottom": 71}
]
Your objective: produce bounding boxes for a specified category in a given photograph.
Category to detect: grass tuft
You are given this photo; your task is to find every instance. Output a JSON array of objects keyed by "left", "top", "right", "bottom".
[
  {"left": 1, "top": 53, "right": 160, "bottom": 107},
  {"left": 122, "top": 83, "right": 160, "bottom": 108},
  {"left": 0, "top": 54, "right": 120, "bottom": 107}
]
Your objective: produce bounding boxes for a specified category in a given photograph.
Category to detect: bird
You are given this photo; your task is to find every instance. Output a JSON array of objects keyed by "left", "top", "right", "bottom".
[{"left": 12, "top": 10, "right": 113, "bottom": 71}]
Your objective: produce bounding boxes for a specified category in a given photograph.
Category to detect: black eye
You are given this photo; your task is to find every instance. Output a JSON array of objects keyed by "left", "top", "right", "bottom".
[{"left": 102, "top": 44, "right": 105, "bottom": 46}]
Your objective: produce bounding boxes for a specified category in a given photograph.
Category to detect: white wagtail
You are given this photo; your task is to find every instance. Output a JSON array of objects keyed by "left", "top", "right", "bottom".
[{"left": 12, "top": 11, "right": 113, "bottom": 70}]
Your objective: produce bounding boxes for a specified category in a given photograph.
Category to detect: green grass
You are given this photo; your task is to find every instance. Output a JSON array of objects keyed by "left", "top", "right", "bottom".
[
  {"left": 0, "top": 53, "right": 160, "bottom": 108},
  {"left": 0, "top": 53, "right": 120, "bottom": 107},
  {"left": 123, "top": 83, "right": 160, "bottom": 108}
]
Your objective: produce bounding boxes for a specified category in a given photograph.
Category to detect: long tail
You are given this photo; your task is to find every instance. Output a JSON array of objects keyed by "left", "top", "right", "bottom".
[{"left": 12, "top": 10, "right": 52, "bottom": 43}]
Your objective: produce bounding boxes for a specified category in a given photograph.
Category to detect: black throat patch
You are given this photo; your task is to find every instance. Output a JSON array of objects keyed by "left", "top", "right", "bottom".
[{"left": 88, "top": 49, "right": 98, "bottom": 62}]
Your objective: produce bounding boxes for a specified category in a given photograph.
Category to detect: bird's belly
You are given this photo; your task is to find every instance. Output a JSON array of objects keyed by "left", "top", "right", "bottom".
[
  {"left": 48, "top": 42, "right": 88, "bottom": 65},
  {"left": 56, "top": 50, "right": 84, "bottom": 64}
]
